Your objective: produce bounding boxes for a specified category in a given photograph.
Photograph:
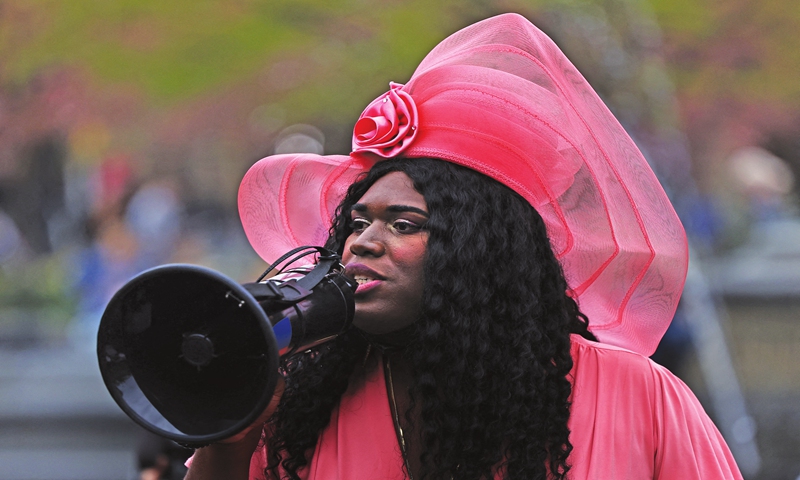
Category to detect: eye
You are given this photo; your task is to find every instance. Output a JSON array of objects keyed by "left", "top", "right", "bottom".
[
  {"left": 349, "top": 218, "right": 371, "bottom": 233},
  {"left": 392, "top": 220, "right": 424, "bottom": 234}
]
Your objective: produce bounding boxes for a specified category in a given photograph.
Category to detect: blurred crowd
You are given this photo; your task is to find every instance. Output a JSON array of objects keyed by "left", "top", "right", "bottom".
[{"left": 0, "top": 133, "right": 260, "bottom": 352}]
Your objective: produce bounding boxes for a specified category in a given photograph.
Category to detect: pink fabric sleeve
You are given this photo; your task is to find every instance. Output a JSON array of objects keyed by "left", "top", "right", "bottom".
[
  {"left": 246, "top": 440, "right": 269, "bottom": 480},
  {"left": 650, "top": 363, "right": 743, "bottom": 479},
  {"left": 567, "top": 335, "right": 743, "bottom": 479}
]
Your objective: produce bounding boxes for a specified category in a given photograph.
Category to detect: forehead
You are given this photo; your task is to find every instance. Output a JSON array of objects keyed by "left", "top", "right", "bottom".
[{"left": 355, "top": 171, "right": 427, "bottom": 208}]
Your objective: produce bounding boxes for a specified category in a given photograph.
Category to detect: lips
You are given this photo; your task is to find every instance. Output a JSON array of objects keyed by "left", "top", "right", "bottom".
[{"left": 344, "top": 263, "right": 385, "bottom": 294}]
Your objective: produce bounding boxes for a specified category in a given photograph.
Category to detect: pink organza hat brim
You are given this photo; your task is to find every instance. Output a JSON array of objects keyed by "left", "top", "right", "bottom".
[
  {"left": 239, "top": 153, "right": 375, "bottom": 260},
  {"left": 239, "top": 13, "right": 688, "bottom": 356}
]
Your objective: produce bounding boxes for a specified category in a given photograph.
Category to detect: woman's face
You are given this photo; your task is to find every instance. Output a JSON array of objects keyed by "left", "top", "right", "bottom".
[{"left": 342, "top": 171, "right": 429, "bottom": 335}]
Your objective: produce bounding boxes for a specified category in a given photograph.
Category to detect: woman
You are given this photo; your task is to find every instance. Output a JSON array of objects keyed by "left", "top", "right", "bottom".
[{"left": 188, "top": 13, "right": 742, "bottom": 479}]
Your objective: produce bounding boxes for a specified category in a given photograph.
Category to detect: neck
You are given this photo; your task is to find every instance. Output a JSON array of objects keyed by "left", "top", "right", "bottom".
[{"left": 359, "top": 322, "right": 417, "bottom": 351}]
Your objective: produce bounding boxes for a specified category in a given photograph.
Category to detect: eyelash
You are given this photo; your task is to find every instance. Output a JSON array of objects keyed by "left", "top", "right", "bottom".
[
  {"left": 349, "top": 218, "right": 370, "bottom": 233},
  {"left": 349, "top": 218, "right": 424, "bottom": 234}
]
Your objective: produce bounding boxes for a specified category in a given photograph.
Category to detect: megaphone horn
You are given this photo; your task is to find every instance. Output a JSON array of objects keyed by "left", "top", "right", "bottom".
[{"left": 97, "top": 246, "right": 356, "bottom": 446}]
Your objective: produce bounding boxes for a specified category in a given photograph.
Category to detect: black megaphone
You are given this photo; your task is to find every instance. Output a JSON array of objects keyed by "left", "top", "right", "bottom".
[{"left": 97, "top": 246, "right": 356, "bottom": 446}]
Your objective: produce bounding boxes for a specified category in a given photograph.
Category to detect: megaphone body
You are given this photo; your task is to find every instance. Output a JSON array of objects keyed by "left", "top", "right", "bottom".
[{"left": 97, "top": 247, "right": 356, "bottom": 446}]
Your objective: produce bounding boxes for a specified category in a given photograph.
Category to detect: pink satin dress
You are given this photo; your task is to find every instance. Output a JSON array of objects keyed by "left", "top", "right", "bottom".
[{"left": 240, "top": 335, "right": 742, "bottom": 479}]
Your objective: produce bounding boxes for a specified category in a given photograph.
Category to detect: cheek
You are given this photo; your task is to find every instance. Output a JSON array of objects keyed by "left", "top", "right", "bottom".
[{"left": 393, "top": 237, "right": 428, "bottom": 280}]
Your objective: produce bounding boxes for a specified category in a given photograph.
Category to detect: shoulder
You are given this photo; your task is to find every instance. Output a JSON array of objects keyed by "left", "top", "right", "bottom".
[
  {"left": 569, "top": 334, "right": 707, "bottom": 404},
  {"left": 569, "top": 335, "right": 653, "bottom": 419},
  {"left": 570, "top": 332, "right": 656, "bottom": 360},
  {"left": 568, "top": 334, "right": 707, "bottom": 453},
  {"left": 567, "top": 334, "right": 743, "bottom": 479},
  {"left": 570, "top": 333, "right": 670, "bottom": 384}
]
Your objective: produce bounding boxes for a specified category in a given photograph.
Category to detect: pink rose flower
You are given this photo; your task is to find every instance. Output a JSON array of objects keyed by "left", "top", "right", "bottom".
[{"left": 352, "top": 82, "right": 418, "bottom": 157}]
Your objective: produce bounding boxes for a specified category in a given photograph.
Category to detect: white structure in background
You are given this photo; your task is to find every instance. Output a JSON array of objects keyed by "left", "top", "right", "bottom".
[
  {"left": 710, "top": 147, "right": 800, "bottom": 298},
  {"left": 273, "top": 124, "right": 325, "bottom": 155},
  {"left": 729, "top": 146, "right": 795, "bottom": 199}
]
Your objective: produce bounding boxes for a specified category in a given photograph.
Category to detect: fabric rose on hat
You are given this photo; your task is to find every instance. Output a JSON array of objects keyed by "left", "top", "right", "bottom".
[{"left": 352, "top": 82, "right": 418, "bottom": 158}]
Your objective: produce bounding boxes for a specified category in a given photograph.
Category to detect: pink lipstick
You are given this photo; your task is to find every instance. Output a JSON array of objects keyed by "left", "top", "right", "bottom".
[{"left": 344, "top": 263, "right": 385, "bottom": 295}]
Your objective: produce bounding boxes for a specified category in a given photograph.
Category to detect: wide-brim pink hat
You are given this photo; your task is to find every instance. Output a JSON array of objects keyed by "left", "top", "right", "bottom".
[{"left": 239, "top": 13, "right": 688, "bottom": 356}]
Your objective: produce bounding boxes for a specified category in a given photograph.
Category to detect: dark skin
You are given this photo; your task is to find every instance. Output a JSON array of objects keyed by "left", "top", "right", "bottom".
[
  {"left": 342, "top": 172, "right": 429, "bottom": 335},
  {"left": 187, "top": 172, "right": 429, "bottom": 479}
]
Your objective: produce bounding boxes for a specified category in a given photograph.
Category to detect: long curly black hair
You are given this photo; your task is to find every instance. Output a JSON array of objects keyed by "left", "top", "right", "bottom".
[{"left": 265, "top": 158, "right": 595, "bottom": 480}]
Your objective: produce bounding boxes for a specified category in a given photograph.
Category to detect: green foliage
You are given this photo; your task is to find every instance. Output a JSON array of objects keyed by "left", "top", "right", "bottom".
[
  {"left": 0, "top": 253, "right": 75, "bottom": 311},
  {"left": 2, "top": 0, "right": 312, "bottom": 101},
  {"left": 1, "top": 0, "right": 475, "bottom": 107},
  {"left": 650, "top": 0, "right": 715, "bottom": 38}
]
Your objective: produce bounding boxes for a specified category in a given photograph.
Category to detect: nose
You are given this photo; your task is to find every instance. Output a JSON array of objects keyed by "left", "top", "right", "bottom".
[{"left": 348, "top": 223, "right": 386, "bottom": 257}]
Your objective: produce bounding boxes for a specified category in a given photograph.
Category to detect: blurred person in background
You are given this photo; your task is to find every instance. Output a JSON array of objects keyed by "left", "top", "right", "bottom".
[
  {"left": 0, "top": 136, "right": 67, "bottom": 258},
  {"left": 70, "top": 155, "right": 184, "bottom": 348},
  {"left": 186, "top": 14, "right": 742, "bottom": 479}
]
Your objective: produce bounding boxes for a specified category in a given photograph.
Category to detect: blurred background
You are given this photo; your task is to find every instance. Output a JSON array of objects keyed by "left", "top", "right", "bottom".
[{"left": 0, "top": 0, "right": 798, "bottom": 479}]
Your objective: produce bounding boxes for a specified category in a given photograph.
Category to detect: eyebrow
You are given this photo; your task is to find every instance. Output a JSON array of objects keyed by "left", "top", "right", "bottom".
[{"left": 351, "top": 203, "right": 430, "bottom": 217}]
